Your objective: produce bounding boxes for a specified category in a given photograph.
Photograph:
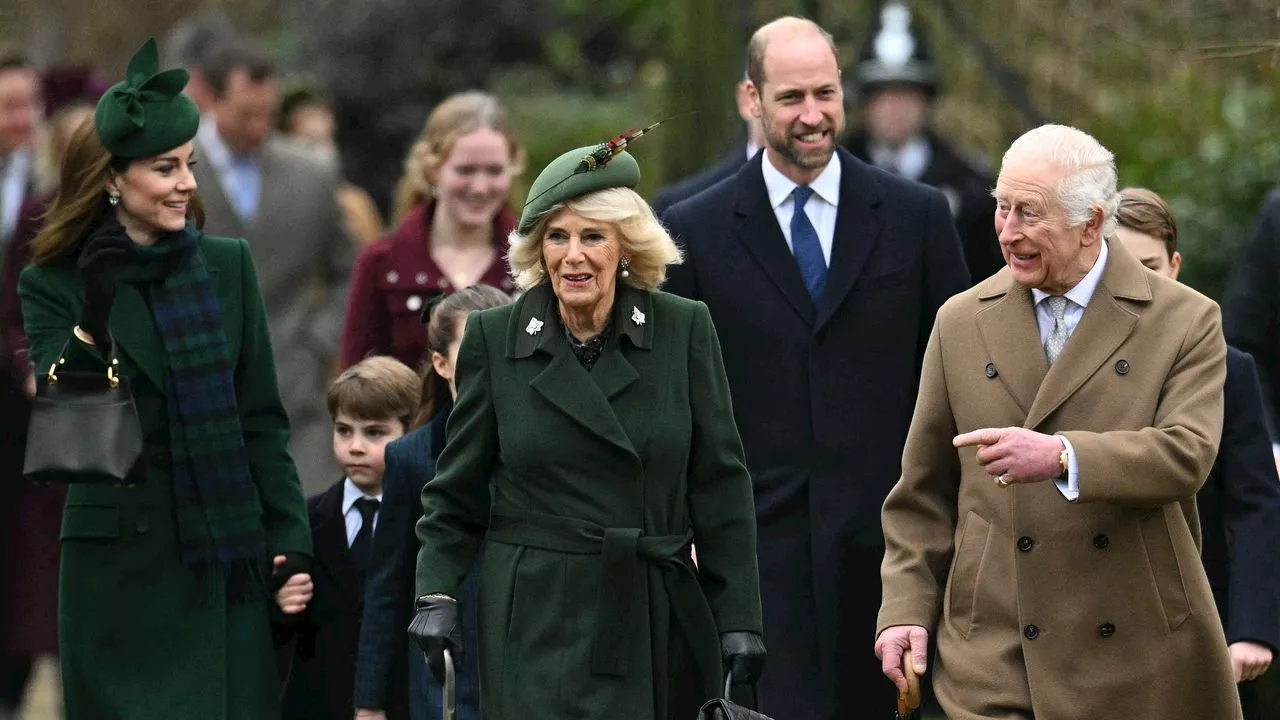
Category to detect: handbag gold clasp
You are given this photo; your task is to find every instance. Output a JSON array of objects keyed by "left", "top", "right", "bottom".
[
  {"left": 108, "top": 358, "right": 120, "bottom": 389},
  {"left": 47, "top": 358, "right": 65, "bottom": 385}
]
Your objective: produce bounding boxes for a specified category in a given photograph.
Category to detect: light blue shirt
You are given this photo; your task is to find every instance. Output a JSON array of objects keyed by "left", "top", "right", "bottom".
[
  {"left": 761, "top": 149, "right": 841, "bottom": 266},
  {"left": 0, "top": 149, "right": 32, "bottom": 243},
  {"left": 1030, "top": 239, "right": 1110, "bottom": 501},
  {"left": 201, "top": 122, "right": 262, "bottom": 225}
]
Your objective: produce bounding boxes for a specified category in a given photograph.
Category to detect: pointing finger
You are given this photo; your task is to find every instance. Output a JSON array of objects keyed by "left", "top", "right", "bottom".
[{"left": 954, "top": 428, "right": 1003, "bottom": 448}]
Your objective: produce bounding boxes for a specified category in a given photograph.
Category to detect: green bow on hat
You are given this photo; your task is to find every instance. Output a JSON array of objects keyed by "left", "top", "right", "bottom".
[{"left": 94, "top": 38, "right": 201, "bottom": 160}]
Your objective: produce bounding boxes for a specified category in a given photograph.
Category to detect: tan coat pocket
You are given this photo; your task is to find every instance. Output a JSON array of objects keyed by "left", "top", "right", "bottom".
[{"left": 947, "top": 510, "right": 991, "bottom": 638}]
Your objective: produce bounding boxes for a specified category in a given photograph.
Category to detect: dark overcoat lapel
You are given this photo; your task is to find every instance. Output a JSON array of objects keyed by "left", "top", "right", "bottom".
[
  {"left": 507, "top": 282, "right": 653, "bottom": 463},
  {"left": 310, "top": 483, "right": 362, "bottom": 607}
]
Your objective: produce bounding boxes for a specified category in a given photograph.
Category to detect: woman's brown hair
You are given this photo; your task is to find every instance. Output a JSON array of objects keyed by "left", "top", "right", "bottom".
[
  {"left": 414, "top": 284, "right": 513, "bottom": 428},
  {"left": 1116, "top": 187, "right": 1177, "bottom": 258},
  {"left": 390, "top": 91, "right": 525, "bottom": 226},
  {"left": 31, "top": 120, "right": 204, "bottom": 266}
]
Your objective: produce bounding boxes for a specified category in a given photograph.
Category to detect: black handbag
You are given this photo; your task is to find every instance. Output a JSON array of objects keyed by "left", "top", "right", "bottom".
[
  {"left": 697, "top": 677, "right": 775, "bottom": 720},
  {"left": 23, "top": 341, "right": 144, "bottom": 485}
]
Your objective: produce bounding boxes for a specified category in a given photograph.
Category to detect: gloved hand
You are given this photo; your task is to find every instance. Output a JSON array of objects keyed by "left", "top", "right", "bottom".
[
  {"left": 76, "top": 217, "right": 135, "bottom": 350},
  {"left": 721, "top": 631, "right": 766, "bottom": 686},
  {"left": 407, "top": 594, "right": 463, "bottom": 684}
]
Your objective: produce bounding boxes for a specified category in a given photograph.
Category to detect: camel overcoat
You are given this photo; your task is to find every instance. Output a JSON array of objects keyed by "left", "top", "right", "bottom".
[{"left": 879, "top": 239, "right": 1241, "bottom": 719}]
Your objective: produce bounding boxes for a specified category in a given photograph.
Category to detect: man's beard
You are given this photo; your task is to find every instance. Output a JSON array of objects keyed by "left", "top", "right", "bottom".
[{"left": 764, "top": 117, "right": 839, "bottom": 170}]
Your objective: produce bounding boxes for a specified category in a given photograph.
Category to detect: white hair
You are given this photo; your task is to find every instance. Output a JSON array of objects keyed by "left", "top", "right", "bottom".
[{"left": 1001, "top": 124, "right": 1119, "bottom": 239}]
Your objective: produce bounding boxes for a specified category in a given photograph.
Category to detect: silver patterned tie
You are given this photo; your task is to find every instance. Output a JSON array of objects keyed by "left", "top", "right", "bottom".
[{"left": 1043, "top": 295, "right": 1070, "bottom": 366}]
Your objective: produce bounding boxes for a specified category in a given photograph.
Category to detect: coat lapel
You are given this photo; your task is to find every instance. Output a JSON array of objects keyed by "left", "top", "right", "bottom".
[
  {"left": 733, "top": 155, "right": 815, "bottom": 326},
  {"left": 815, "top": 149, "right": 883, "bottom": 332},
  {"left": 193, "top": 139, "right": 246, "bottom": 238},
  {"left": 975, "top": 272, "right": 1047, "bottom": 417},
  {"left": 510, "top": 284, "right": 644, "bottom": 459},
  {"left": 312, "top": 483, "right": 362, "bottom": 605},
  {"left": 1024, "top": 241, "right": 1149, "bottom": 430}
]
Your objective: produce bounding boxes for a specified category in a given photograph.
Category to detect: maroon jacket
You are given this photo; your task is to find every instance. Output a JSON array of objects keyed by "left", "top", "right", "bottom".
[{"left": 339, "top": 202, "right": 516, "bottom": 370}]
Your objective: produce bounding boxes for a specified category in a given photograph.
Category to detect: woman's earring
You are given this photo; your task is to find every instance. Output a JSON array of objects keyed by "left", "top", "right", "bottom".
[
  {"left": 107, "top": 192, "right": 120, "bottom": 207},
  {"left": 620, "top": 256, "right": 631, "bottom": 279}
]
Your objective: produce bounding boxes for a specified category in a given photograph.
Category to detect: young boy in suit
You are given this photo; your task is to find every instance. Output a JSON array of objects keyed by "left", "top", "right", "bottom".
[{"left": 279, "top": 356, "right": 421, "bottom": 720}]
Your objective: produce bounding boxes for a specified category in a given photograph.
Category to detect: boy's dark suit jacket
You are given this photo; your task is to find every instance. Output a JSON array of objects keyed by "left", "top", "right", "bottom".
[
  {"left": 283, "top": 481, "right": 409, "bottom": 719},
  {"left": 1201, "top": 346, "right": 1280, "bottom": 654}
]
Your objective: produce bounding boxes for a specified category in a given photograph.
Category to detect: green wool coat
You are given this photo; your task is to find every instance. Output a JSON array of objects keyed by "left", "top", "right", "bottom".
[
  {"left": 19, "top": 235, "right": 312, "bottom": 720},
  {"left": 415, "top": 282, "right": 763, "bottom": 720}
]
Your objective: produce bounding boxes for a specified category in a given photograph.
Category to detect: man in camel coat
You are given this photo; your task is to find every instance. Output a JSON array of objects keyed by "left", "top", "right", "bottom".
[{"left": 875, "top": 124, "right": 1241, "bottom": 719}]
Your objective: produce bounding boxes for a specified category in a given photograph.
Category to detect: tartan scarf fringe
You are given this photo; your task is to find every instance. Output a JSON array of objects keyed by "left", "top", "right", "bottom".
[{"left": 123, "top": 224, "right": 269, "bottom": 603}]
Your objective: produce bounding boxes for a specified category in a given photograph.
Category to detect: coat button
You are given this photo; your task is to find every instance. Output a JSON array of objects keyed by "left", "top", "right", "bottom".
[
  {"left": 1024, "top": 624, "right": 1040, "bottom": 640},
  {"left": 1099, "top": 622, "right": 1116, "bottom": 638},
  {"left": 1093, "top": 533, "right": 1109, "bottom": 550},
  {"left": 136, "top": 519, "right": 150, "bottom": 535},
  {"left": 1115, "top": 359, "right": 1129, "bottom": 375},
  {"left": 1017, "top": 536, "right": 1034, "bottom": 552},
  {"left": 984, "top": 362, "right": 998, "bottom": 379}
]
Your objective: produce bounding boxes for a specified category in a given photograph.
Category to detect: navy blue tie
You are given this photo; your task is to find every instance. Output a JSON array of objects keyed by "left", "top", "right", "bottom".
[{"left": 790, "top": 185, "right": 827, "bottom": 304}]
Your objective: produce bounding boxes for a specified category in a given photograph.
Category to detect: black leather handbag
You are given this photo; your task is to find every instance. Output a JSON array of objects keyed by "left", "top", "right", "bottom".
[
  {"left": 24, "top": 341, "right": 144, "bottom": 485},
  {"left": 697, "top": 678, "right": 774, "bottom": 720}
]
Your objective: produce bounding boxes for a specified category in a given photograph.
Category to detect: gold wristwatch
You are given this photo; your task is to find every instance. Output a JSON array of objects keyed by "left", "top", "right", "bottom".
[{"left": 1057, "top": 444, "right": 1070, "bottom": 479}]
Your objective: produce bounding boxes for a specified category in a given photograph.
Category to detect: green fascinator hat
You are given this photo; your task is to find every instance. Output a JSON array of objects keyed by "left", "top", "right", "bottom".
[
  {"left": 94, "top": 38, "right": 201, "bottom": 160},
  {"left": 518, "top": 122, "right": 664, "bottom": 234}
]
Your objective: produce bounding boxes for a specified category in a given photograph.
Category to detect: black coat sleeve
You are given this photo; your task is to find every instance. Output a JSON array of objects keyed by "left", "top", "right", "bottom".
[
  {"left": 919, "top": 189, "right": 970, "bottom": 366},
  {"left": 1223, "top": 190, "right": 1280, "bottom": 439},
  {"left": 1219, "top": 351, "right": 1280, "bottom": 652}
]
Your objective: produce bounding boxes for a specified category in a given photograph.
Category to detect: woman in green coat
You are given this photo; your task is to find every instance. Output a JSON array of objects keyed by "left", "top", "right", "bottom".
[
  {"left": 18, "top": 39, "right": 312, "bottom": 719},
  {"left": 408, "top": 140, "right": 766, "bottom": 719}
]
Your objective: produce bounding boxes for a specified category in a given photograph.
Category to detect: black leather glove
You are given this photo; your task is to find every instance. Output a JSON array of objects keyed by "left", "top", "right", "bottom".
[
  {"left": 76, "top": 218, "right": 135, "bottom": 350},
  {"left": 408, "top": 595, "right": 464, "bottom": 684},
  {"left": 270, "top": 552, "right": 311, "bottom": 594},
  {"left": 721, "top": 631, "right": 766, "bottom": 686}
]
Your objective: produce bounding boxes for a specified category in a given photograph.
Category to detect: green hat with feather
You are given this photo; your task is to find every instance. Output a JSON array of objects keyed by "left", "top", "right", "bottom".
[{"left": 94, "top": 38, "right": 201, "bottom": 159}]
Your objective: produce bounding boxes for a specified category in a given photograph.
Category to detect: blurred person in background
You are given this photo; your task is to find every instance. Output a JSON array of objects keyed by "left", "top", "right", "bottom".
[
  {"left": 278, "top": 81, "right": 385, "bottom": 250},
  {"left": 340, "top": 91, "right": 520, "bottom": 371},
  {"left": 356, "top": 285, "right": 512, "bottom": 720},
  {"left": 843, "top": 2, "right": 1004, "bottom": 284},
  {"left": 161, "top": 11, "right": 241, "bottom": 116},
  {"left": 193, "top": 40, "right": 354, "bottom": 495},
  {"left": 651, "top": 76, "right": 766, "bottom": 217},
  {"left": 0, "top": 67, "right": 104, "bottom": 720},
  {"left": 0, "top": 47, "right": 41, "bottom": 720},
  {"left": 1116, "top": 187, "right": 1280, "bottom": 719}
]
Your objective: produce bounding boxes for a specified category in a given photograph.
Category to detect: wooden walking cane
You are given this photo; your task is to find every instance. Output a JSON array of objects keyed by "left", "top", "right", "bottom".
[{"left": 894, "top": 654, "right": 922, "bottom": 720}]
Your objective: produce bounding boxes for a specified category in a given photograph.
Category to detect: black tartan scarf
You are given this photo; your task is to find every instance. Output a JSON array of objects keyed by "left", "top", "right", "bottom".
[{"left": 119, "top": 223, "right": 268, "bottom": 601}]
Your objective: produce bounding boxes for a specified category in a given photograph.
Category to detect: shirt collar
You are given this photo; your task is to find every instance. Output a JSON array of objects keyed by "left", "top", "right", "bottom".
[
  {"left": 200, "top": 117, "right": 259, "bottom": 168},
  {"left": 761, "top": 149, "right": 841, "bottom": 210},
  {"left": 869, "top": 135, "right": 931, "bottom": 181},
  {"left": 342, "top": 477, "right": 383, "bottom": 515},
  {"left": 1031, "top": 238, "right": 1110, "bottom": 309},
  {"left": 2, "top": 148, "right": 32, "bottom": 179}
]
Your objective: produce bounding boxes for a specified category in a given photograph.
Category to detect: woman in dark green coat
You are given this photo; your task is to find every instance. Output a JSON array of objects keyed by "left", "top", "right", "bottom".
[
  {"left": 408, "top": 140, "right": 765, "bottom": 719},
  {"left": 18, "top": 39, "right": 312, "bottom": 720}
]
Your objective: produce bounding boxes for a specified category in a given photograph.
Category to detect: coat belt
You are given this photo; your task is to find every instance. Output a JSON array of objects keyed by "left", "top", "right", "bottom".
[{"left": 486, "top": 508, "right": 720, "bottom": 691}]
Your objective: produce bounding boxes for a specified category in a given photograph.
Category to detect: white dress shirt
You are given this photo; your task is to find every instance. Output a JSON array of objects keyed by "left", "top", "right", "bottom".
[
  {"left": 1030, "top": 239, "right": 1110, "bottom": 501},
  {"left": 761, "top": 149, "right": 841, "bottom": 266},
  {"left": 342, "top": 478, "right": 383, "bottom": 547}
]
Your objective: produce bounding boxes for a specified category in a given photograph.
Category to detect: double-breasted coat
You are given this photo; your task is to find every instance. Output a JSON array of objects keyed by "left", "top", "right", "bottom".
[
  {"left": 879, "top": 239, "right": 1241, "bottom": 719},
  {"left": 19, "top": 235, "right": 312, "bottom": 720},
  {"left": 414, "top": 282, "right": 763, "bottom": 720}
]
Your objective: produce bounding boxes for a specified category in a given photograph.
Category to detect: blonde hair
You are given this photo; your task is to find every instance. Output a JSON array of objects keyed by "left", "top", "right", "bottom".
[
  {"left": 326, "top": 356, "right": 422, "bottom": 430},
  {"left": 390, "top": 91, "right": 525, "bottom": 225},
  {"left": 507, "top": 187, "right": 682, "bottom": 292}
]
